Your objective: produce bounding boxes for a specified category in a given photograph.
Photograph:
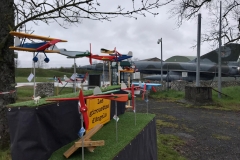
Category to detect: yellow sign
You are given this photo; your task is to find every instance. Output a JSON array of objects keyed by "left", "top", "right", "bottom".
[{"left": 86, "top": 98, "right": 111, "bottom": 131}]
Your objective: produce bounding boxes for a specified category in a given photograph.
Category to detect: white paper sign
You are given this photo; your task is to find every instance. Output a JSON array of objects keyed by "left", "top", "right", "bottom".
[
  {"left": 70, "top": 73, "right": 77, "bottom": 80},
  {"left": 27, "top": 73, "right": 34, "bottom": 82},
  {"left": 182, "top": 72, "right": 188, "bottom": 77},
  {"left": 113, "top": 115, "right": 119, "bottom": 122}
]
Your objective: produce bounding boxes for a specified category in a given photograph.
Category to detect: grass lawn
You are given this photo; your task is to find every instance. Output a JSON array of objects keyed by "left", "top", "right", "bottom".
[{"left": 150, "top": 86, "right": 240, "bottom": 111}]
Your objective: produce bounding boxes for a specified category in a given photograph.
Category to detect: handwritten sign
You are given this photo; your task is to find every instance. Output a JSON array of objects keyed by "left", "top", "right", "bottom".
[{"left": 86, "top": 98, "right": 111, "bottom": 131}]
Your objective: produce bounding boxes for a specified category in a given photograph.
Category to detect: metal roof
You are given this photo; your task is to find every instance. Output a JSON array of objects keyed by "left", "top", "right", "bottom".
[{"left": 165, "top": 56, "right": 196, "bottom": 62}]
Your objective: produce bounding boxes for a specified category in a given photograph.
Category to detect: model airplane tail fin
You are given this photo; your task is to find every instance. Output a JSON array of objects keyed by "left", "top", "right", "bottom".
[
  {"left": 127, "top": 51, "right": 133, "bottom": 57},
  {"left": 198, "top": 43, "right": 240, "bottom": 63},
  {"left": 93, "top": 86, "right": 102, "bottom": 95},
  {"left": 139, "top": 81, "right": 142, "bottom": 87},
  {"left": 118, "top": 65, "right": 123, "bottom": 71},
  {"left": 121, "top": 82, "right": 127, "bottom": 90}
]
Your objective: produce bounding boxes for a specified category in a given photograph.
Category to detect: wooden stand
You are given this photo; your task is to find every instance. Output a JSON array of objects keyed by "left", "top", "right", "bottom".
[
  {"left": 125, "top": 76, "right": 132, "bottom": 109},
  {"left": 63, "top": 124, "right": 104, "bottom": 158}
]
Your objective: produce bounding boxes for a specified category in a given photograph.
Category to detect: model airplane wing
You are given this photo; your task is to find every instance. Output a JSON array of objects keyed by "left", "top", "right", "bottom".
[
  {"left": 9, "top": 46, "right": 59, "bottom": 53},
  {"left": 93, "top": 86, "right": 119, "bottom": 95},
  {"left": 91, "top": 55, "right": 115, "bottom": 61},
  {"left": 9, "top": 31, "right": 67, "bottom": 42},
  {"left": 100, "top": 48, "right": 115, "bottom": 54},
  {"left": 46, "top": 93, "right": 128, "bottom": 102},
  {"left": 132, "top": 82, "right": 161, "bottom": 90},
  {"left": 9, "top": 31, "right": 67, "bottom": 55},
  {"left": 37, "top": 39, "right": 61, "bottom": 51}
]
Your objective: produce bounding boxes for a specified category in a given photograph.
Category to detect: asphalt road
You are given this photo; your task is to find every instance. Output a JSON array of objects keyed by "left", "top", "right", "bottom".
[{"left": 136, "top": 98, "right": 240, "bottom": 160}]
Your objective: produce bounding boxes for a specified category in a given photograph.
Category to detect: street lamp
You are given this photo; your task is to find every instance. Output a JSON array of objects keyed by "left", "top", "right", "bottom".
[{"left": 157, "top": 38, "right": 163, "bottom": 87}]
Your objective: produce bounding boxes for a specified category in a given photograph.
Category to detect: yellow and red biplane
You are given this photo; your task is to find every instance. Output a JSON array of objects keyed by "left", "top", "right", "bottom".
[
  {"left": 9, "top": 31, "right": 67, "bottom": 63},
  {"left": 100, "top": 47, "right": 133, "bottom": 62}
]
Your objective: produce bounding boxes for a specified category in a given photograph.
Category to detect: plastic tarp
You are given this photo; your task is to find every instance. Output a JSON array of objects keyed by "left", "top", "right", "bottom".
[
  {"left": 7, "top": 91, "right": 127, "bottom": 160},
  {"left": 113, "top": 118, "right": 158, "bottom": 160}
]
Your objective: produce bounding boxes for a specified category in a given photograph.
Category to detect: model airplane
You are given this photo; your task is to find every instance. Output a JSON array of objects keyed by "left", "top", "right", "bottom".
[
  {"left": 74, "top": 43, "right": 117, "bottom": 65},
  {"left": 132, "top": 81, "right": 161, "bottom": 91},
  {"left": 9, "top": 31, "right": 67, "bottom": 63},
  {"left": 64, "top": 72, "right": 88, "bottom": 83},
  {"left": 134, "top": 43, "right": 240, "bottom": 82},
  {"left": 49, "top": 45, "right": 91, "bottom": 59},
  {"left": 120, "top": 83, "right": 143, "bottom": 111},
  {"left": 101, "top": 48, "right": 133, "bottom": 62},
  {"left": 119, "top": 66, "right": 136, "bottom": 73},
  {"left": 47, "top": 88, "right": 130, "bottom": 129},
  {"left": 79, "top": 51, "right": 133, "bottom": 71}
]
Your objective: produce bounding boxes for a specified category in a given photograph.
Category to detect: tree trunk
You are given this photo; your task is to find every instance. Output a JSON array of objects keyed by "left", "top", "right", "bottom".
[{"left": 0, "top": 0, "right": 15, "bottom": 149}]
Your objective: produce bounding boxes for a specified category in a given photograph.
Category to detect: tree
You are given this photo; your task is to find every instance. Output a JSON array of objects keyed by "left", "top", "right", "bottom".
[
  {"left": 0, "top": 0, "right": 14, "bottom": 149},
  {"left": 166, "top": 0, "right": 240, "bottom": 46},
  {"left": 0, "top": 0, "right": 166, "bottom": 149}
]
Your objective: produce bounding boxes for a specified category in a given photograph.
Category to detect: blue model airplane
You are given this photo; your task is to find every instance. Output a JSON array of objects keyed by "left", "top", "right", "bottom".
[{"left": 132, "top": 81, "right": 161, "bottom": 90}]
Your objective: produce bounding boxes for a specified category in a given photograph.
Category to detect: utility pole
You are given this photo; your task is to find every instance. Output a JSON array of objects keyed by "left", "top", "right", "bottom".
[
  {"left": 218, "top": 1, "right": 222, "bottom": 98},
  {"left": 196, "top": 14, "right": 201, "bottom": 87},
  {"left": 157, "top": 38, "right": 163, "bottom": 87}
]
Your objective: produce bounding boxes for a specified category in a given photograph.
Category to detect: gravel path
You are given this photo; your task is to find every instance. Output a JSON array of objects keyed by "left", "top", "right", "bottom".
[{"left": 136, "top": 98, "right": 240, "bottom": 160}]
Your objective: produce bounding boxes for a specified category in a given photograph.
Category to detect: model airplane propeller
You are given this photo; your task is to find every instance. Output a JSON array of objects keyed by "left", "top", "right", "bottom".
[
  {"left": 121, "top": 82, "right": 148, "bottom": 107},
  {"left": 121, "top": 83, "right": 141, "bottom": 111},
  {"left": 9, "top": 31, "right": 67, "bottom": 63}
]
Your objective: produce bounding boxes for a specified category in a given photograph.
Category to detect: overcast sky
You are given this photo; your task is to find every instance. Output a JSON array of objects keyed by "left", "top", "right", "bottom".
[{"left": 16, "top": 1, "right": 217, "bottom": 68}]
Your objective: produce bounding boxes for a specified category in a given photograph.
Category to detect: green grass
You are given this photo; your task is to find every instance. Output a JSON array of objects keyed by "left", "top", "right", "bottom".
[
  {"left": 211, "top": 86, "right": 240, "bottom": 110},
  {"left": 15, "top": 86, "right": 74, "bottom": 103},
  {"left": 150, "top": 86, "right": 240, "bottom": 111},
  {"left": 10, "top": 85, "right": 121, "bottom": 107},
  {"left": 150, "top": 89, "right": 185, "bottom": 101},
  {"left": 157, "top": 134, "right": 186, "bottom": 160},
  {"left": 15, "top": 68, "right": 101, "bottom": 78},
  {"left": 156, "top": 119, "right": 179, "bottom": 128},
  {"left": 16, "top": 77, "right": 57, "bottom": 83},
  {"left": 49, "top": 112, "right": 155, "bottom": 160},
  {"left": 15, "top": 68, "right": 73, "bottom": 77},
  {"left": 212, "top": 134, "right": 231, "bottom": 140},
  {"left": 0, "top": 148, "right": 11, "bottom": 160}
]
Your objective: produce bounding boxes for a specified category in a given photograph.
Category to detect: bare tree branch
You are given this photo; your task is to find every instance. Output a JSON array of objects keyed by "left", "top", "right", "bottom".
[
  {"left": 166, "top": 0, "right": 240, "bottom": 46},
  {"left": 12, "top": 0, "right": 167, "bottom": 32}
]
